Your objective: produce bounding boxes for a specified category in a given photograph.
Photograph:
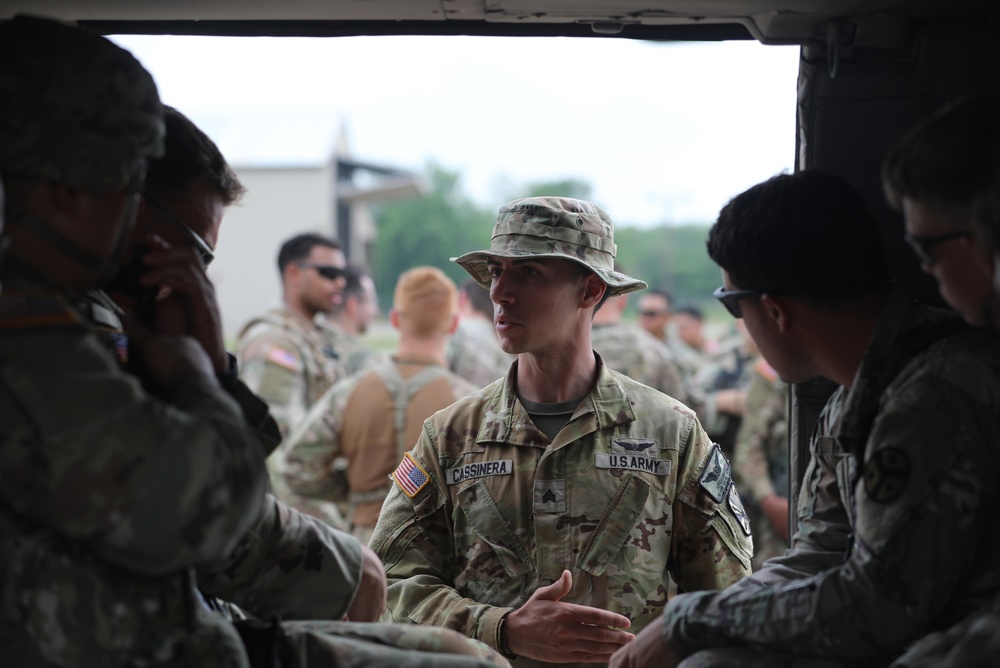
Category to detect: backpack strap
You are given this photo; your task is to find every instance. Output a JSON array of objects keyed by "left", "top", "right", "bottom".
[{"left": 371, "top": 361, "right": 453, "bottom": 460}]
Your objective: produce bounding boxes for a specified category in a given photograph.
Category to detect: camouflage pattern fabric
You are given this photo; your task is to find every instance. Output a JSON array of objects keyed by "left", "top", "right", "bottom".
[
  {"left": 890, "top": 593, "right": 1000, "bottom": 667},
  {"left": 0, "top": 16, "right": 164, "bottom": 193},
  {"left": 591, "top": 321, "right": 689, "bottom": 404},
  {"left": 283, "top": 620, "right": 510, "bottom": 667},
  {"left": 732, "top": 360, "right": 789, "bottom": 570},
  {"left": 238, "top": 307, "right": 348, "bottom": 528},
  {"left": 452, "top": 197, "right": 647, "bottom": 297},
  {"left": 665, "top": 335, "right": 710, "bottom": 380},
  {"left": 237, "top": 306, "right": 345, "bottom": 437},
  {"left": 196, "top": 493, "right": 364, "bottom": 622},
  {"left": 689, "top": 339, "right": 755, "bottom": 456},
  {"left": 0, "top": 290, "right": 268, "bottom": 666},
  {"left": 371, "top": 356, "right": 753, "bottom": 666},
  {"left": 317, "top": 316, "right": 385, "bottom": 376},
  {"left": 447, "top": 317, "right": 515, "bottom": 389},
  {"left": 280, "top": 356, "right": 478, "bottom": 540},
  {"left": 661, "top": 287, "right": 1000, "bottom": 664}
]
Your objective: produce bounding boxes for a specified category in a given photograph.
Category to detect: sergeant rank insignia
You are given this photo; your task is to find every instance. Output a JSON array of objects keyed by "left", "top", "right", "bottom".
[{"left": 393, "top": 453, "right": 430, "bottom": 498}]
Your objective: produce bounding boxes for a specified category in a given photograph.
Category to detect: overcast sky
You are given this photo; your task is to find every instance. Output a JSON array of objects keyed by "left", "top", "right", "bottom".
[{"left": 111, "top": 34, "right": 800, "bottom": 228}]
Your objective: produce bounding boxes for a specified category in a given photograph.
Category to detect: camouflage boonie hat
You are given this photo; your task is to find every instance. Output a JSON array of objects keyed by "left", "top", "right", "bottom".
[
  {"left": 451, "top": 196, "right": 647, "bottom": 297},
  {"left": 0, "top": 15, "right": 164, "bottom": 192}
]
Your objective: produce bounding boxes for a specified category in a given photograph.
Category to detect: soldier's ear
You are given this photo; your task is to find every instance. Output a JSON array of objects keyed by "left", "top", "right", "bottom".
[
  {"left": 581, "top": 273, "right": 606, "bottom": 308},
  {"left": 760, "top": 294, "right": 792, "bottom": 334}
]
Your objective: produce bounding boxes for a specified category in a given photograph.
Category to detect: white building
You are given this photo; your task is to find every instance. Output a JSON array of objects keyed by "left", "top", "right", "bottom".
[{"left": 192, "top": 112, "right": 420, "bottom": 339}]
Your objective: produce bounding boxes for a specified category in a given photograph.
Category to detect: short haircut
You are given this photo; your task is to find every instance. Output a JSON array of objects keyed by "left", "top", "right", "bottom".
[
  {"left": 883, "top": 94, "right": 1000, "bottom": 214},
  {"left": 707, "top": 170, "right": 888, "bottom": 302},
  {"left": 146, "top": 106, "right": 245, "bottom": 205},
  {"left": 330, "top": 265, "right": 370, "bottom": 315},
  {"left": 394, "top": 266, "right": 457, "bottom": 338},
  {"left": 461, "top": 279, "right": 494, "bottom": 316},
  {"left": 277, "top": 233, "right": 341, "bottom": 275},
  {"left": 674, "top": 305, "right": 704, "bottom": 321}
]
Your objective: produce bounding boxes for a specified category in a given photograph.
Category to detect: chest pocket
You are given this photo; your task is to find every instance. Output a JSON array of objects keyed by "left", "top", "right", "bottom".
[
  {"left": 577, "top": 473, "right": 651, "bottom": 576},
  {"left": 455, "top": 479, "right": 533, "bottom": 580}
]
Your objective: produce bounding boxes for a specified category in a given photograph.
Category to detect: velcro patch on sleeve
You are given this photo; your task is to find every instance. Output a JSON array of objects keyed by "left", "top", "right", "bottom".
[
  {"left": 698, "top": 444, "right": 732, "bottom": 503},
  {"left": 266, "top": 346, "right": 299, "bottom": 371},
  {"left": 392, "top": 453, "right": 431, "bottom": 498}
]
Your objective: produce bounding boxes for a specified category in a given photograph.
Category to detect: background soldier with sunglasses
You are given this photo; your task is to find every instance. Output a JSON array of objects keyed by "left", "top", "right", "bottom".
[
  {"left": 612, "top": 169, "right": 1000, "bottom": 668},
  {"left": 238, "top": 232, "right": 350, "bottom": 527}
]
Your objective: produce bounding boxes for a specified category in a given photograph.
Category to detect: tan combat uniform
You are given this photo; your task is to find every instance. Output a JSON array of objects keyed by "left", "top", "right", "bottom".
[
  {"left": 662, "top": 288, "right": 1000, "bottom": 668},
  {"left": 371, "top": 356, "right": 753, "bottom": 667},
  {"left": 282, "top": 355, "right": 478, "bottom": 542}
]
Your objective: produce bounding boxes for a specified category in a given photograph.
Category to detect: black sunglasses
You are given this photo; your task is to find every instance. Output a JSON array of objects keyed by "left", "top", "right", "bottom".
[
  {"left": 143, "top": 195, "right": 215, "bottom": 268},
  {"left": 297, "top": 262, "right": 345, "bottom": 281},
  {"left": 903, "top": 230, "right": 972, "bottom": 267},
  {"left": 638, "top": 309, "right": 668, "bottom": 318},
  {"left": 713, "top": 286, "right": 771, "bottom": 318}
]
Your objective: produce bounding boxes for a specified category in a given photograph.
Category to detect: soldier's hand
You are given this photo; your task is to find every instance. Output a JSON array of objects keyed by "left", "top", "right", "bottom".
[
  {"left": 139, "top": 234, "right": 228, "bottom": 373},
  {"left": 123, "top": 311, "right": 217, "bottom": 389},
  {"left": 345, "top": 544, "right": 388, "bottom": 622},
  {"left": 609, "top": 618, "right": 680, "bottom": 668},
  {"left": 505, "top": 570, "right": 634, "bottom": 663}
]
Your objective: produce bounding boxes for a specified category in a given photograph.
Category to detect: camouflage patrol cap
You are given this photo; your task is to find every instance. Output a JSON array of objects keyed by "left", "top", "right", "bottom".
[
  {"left": 451, "top": 196, "right": 647, "bottom": 297},
  {"left": 0, "top": 15, "right": 164, "bottom": 192}
]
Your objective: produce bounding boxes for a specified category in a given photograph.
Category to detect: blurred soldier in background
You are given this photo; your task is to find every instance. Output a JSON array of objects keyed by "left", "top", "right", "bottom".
[
  {"left": 237, "top": 232, "right": 347, "bottom": 437},
  {"left": 447, "top": 278, "right": 514, "bottom": 388},
  {"left": 319, "top": 264, "right": 383, "bottom": 375},
  {"left": 591, "top": 265, "right": 690, "bottom": 404},
  {"left": 281, "top": 267, "right": 478, "bottom": 543},
  {"left": 690, "top": 322, "right": 755, "bottom": 457},
  {"left": 731, "top": 358, "right": 789, "bottom": 571},
  {"left": 636, "top": 287, "right": 673, "bottom": 342}
]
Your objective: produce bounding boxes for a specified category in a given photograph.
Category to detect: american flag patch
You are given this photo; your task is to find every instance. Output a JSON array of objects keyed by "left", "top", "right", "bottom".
[
  {"left": 267, "top": 346, "right": 299, "bottom": 370},
  {"left": 393, "top": 453, "right": 430, "bottom": 498}
]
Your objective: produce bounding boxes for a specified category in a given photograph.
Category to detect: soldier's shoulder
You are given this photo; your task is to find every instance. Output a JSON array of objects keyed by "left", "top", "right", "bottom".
[
  {"left": 610, "top": 368, "right": 700, "bottom": 425},
  {"left": 894, "top": 328, "right": 1000, "bottom": 408}
]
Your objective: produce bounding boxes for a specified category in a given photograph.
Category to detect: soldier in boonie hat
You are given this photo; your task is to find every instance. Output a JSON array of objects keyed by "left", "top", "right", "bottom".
[{"left": 452, "top": 196, "right": 647, "bottom": 296}]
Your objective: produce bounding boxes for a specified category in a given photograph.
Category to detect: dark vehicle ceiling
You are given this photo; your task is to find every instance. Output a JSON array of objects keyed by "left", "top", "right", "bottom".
[{"left": 1, "top": 1, "right": 997, "bottom": 43}]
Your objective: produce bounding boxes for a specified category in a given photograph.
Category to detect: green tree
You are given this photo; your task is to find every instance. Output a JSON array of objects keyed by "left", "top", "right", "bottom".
[{"left": 371, "top": 162, "right": 493, "bottom": 306}]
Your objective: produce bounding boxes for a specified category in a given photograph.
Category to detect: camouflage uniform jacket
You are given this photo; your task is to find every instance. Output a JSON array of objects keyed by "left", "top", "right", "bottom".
[
  {"left": 281, "top": 355, "right": 478, "bottom": 535},
  {"left": 732, "top": 359, "right": 788, "bottom": 505},
  {"left": 371, "top": 356, "right": 753, "bottom": 667},
  {"left": 662, "top": 287, "right": 1000, "bottom": 663},
  {"left": 0, "top": 291, "right": 269, "bottom": 667},
  {"left": 447, "top": 317, "right": 514, "bottom": 389},
  {"left": 591, "top": 321, "right": 689, "bottom": 405},
  {"left": 236, "top": 305, "right": 344, "bottom": 437},
  {"left": 318, "top": 316, "right": 384, "bottom": 376}
]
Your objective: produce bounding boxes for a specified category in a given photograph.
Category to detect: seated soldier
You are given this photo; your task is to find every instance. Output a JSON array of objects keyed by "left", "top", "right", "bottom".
[
  {"left": 611, "top": 170, "right": 1000, "bottom": 668},
  {"left": 881, "top": 94, "right": 1000, "bottom": 668}
]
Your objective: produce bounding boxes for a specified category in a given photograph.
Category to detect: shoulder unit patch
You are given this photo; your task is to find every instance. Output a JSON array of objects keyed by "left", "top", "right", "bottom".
[
  {"left": 698, "top": 444, "right": 732, "bottom": 503},
  {"left": 392, "top": 453, "right": 431, "bottom": 498}
]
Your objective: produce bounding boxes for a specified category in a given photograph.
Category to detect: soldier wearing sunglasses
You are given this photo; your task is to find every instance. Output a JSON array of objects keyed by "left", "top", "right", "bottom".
[
  {"left": 613, "top": 169, "right": 1000, "bottom": 668},
  {"left": 238, "top": 232, "right": 351, "bottom": 528}
]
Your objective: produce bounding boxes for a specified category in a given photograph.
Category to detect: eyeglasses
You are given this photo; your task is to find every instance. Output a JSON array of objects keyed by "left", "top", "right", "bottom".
[
  {"left": 638, "top": 309, "right": 668, "bottom": 318},
  {"left": 296, "top": 262, "right": 346, "bottom": 281},
  {"left": 903, "top": 230, "right": 972, "bottom": 267},
  {"left": 713, "top": 286, "right": 769, "bottom": 319},
  {"left": 143, "top": 195, "right": 215, "bottom": 268}
]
